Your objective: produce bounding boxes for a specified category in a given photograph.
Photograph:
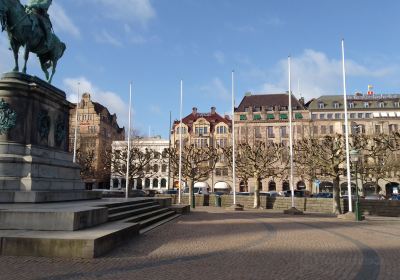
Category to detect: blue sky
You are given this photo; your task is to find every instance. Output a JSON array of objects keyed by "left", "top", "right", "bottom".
[{"left": 2, "top": 0, "right": 400, "bottom": 138}]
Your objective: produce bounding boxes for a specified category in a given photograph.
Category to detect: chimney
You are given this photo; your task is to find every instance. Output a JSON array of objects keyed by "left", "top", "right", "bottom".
[
  {"left": 211, "top": 107, "right": 216, "bottom": 115},
  {"left": 192, "top": 107, "right": 198, "bottom": 115}
]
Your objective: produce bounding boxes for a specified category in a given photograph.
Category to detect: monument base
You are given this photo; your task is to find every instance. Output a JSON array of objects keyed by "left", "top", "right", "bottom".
[{"left": 284, "top": 207, "right": 304, "bottom": 215}]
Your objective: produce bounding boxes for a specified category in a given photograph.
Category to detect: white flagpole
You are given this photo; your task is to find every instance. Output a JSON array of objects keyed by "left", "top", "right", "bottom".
[
  {"left": 232, "top": 71, "right": 237, "bottom": 205},
  {"left": 288, "top": 57, "right": 295, "bottom": 208},
  {"left": 126, "top": 82, "right": 132, "bottom": 199},
  {"left": 342, "top": 40, "right": 353, "bottom": 212},
  {"left": 73, "top": 82, "right": 80, "bottom": 163},
  {"left": 178, "top": 80, "right": 183, "bottom": 204}
]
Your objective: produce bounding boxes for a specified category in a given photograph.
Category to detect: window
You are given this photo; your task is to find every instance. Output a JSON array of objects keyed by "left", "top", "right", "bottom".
[
  {"left": 350, "top": 113, "right": 355, "bottom": 119},
  {"left": 267, "top": 126, "right": 275, "bottom": 138},
  {"left": 334, "top": 102, "right": 340, "bottom": 109},
  {"left": 254, "top": 127, "right": 262, "bottom": 138},
  {"left": 335, "top": 113, "right": 341, "bottom": 119},
  {"left": 321, "top": 126, "right": 327, "bottom": 134},
  {"left": 375, "top": 125, "right": 381, "bottom": 134},
  {"left": 253, "top": 114, "right": 262, "bottom": 120},
  {"left": 254, "top": 107, "right": 261, "bottom": 112},
  {"left": 312, "top": 114, "right": 317, "bottom": 120},
  {"left": 313, "top": 126, "right": 318, "bottom": 135},
  {"left": 161, "top": 164, "right": 167, "bottom": 172},
  {"left": 297, "top": 125, "right": 303, "bottom": 135},
  {"left": 267, "top": 114, "right": 275, "bottom": 120},
  {"left": 395, "top": 102, "right": 400, "bottom": 108},
  {"left": 358, "top": 113, "right": 363, "bottom": 119},
  {"left": 365, "top": 113, "right": 372, "bottom": 118},
  {"left": 216, "top": 138, "right": 227, "bottom": 147},
  {"left": 244, "top": 107, "right": 250, "bottom": 112},
  {"left": 280, "top": 126, "right": 288, "bottom": 138},
  {"left": 216, "top": 126, "right": 227, "bottom": 134},
  {"left": 194, "top": 138, "right": 208, "bottom": 148},
  {"left": 379, "top": 102, "right": 385, "bottom": 108},
  {"left": 280, "top": 114, "right": 288, "bottom": 120},
  {"left": 318, "top": 102, "right": 325, "bottom": 109},
  {"left": 153, "top": 164, "right": 159, "bottom": 172},
  {"left": 319, "top": 114, "right": 325, "bottom": 120},
  {"left": 176, "top": 127, "right": 187, "bottom": 134},
  {"left": 364, "top": 102, "right": 369, "bottom": 108},
  {"left": 195, "top": 126, "right": 208, "bottom": 135},
  {"left": 295, "top": 113, "right": 303, "bottom": 119},
  {"left": 327, "top": 113, "right": 333, "bottom": 119},
  {"left": 389, "top": 124, "right": 398, "bottom": 133},
  {"left": 329, "top": 125, "right": 334, "bottom": 134},
  {"left": 240, "top": 115, "right": 247, "bottom": 120},
  {"left": 349, "top": 102, "right": 355, "bottom": 108}
]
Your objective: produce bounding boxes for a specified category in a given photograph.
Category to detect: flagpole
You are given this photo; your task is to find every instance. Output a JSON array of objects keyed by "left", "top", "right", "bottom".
[
  {"left": 126, "top": 82, "right": 132, "bottom": 199},
  {"left": 288, "top": 56, "right": 295, "bottom": 208},
  {"left": 342, "top": 39, "right": 353, "bottom": 212},
  {"left": 178, "top": 80, "right": 183, "bottom": 204},
  {"left": 73, "top": 82, "right": 80, "bottom": 163},
  {"left": 232, "top": 71, "right": 237, "bottom": 205}
]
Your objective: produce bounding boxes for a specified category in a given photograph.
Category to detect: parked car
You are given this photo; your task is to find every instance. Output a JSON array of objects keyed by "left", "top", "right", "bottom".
[
  {"left": 236, "top": 192, "right": 253, "bottom": 196},
  {"left": 183, "top": 186, "right": 209, "bottom": 195},
  {"left": 162, "top": 189, "right": 178, "bottom": 195},
  {"left": 260, "top": 191, "right": 280, "bottom": 197},
  {"left": 130, "top": 189, "right": 148, "bottom": 197},
  {"left": 284, "top": 190, "right": 311, "bottom": 197},
  {"left": 213, "top": 191, "right": 227, "bottom": 196},
  {"left": 364, "top": 194, "right": 385, "bottom": 200},
  {"left": 314, "top": 192, "right": 333, "bottom": 198},
  {"left": 389, "top": 194, "right": 400, "bottom": 201}
]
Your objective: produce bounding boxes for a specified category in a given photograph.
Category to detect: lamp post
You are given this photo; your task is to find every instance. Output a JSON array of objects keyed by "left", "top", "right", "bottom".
[{"left": 350, "top": 149, "right": 362, "bottom": 221}]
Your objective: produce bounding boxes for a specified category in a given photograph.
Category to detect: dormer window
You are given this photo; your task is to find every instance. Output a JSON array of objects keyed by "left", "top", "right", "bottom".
[
  {"left": 244, "top": 107, "right": 250, "bottom": 112},
  {"left": 394, "top": 102, "right": 400, "bottom": 108},
  {"left": 379, "top": 102, "right": 385, "bottom": 108},
  {"left": 364, "top": 102, "right": 369, "bottom": 108},
  {"left": 318, "top": 102, "right": 325, "bottom": 109},
  {"left": 349, "top": 102, "right": 355, "bottom": 108},
  {"left": 333, "top": 102, "right": 340, "bottom": 109}
]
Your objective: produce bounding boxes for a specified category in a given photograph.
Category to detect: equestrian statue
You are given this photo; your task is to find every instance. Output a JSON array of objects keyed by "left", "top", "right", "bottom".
[{"left": 0, "top": 0, "right": 66, "bottom": 84}]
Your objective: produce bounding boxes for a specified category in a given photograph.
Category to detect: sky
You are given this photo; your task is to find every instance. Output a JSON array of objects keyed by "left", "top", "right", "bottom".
[{"left": 1, "top": 0, "right": 400, "bottom": 138}]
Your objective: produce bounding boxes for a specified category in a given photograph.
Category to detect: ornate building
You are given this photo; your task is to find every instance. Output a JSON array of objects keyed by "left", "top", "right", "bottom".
[
  {"left": 69, "top": 93, "right": 125, "bottom": 189},
  {"left": 234, "top": 92, "right": 311, "bottom": 192},
  {"left": 111, "top": 136, "right": 170, "bottom": 190},
  {"left": 171, "top": 107, "right": 232, "bottom": 192}
]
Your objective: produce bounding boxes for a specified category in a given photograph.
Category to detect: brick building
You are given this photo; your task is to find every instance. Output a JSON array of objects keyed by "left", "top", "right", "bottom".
[{"left": 69, "top": 93, "right": 125, "bottom": 189}]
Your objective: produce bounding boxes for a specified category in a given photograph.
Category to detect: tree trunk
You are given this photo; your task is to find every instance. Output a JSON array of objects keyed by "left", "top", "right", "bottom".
[
  {"left": 253, "top": 177, "right": 261, "bottom": 208},
  {"left": 332, "top": 176, "right": 342, "bottom": 214}
]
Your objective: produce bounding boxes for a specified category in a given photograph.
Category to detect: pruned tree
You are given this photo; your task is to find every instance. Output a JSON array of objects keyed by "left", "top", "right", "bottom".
[
  {"left": 111, "top": 145, "right": 156, "bottom": 188},
  {"left": 76, "top": 148, "right": 96, "bottom": 179},
  {"left": 224, "top": 142, "right": 286, "bottom": 208},
  {"left": 167, "top": 144, "right": 219, "bottom": 207}
]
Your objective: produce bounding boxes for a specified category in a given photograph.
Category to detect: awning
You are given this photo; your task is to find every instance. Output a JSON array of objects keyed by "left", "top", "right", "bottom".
[
  {"left": 295, "top": 113, "right": 303, "bottom": 119},
  {"left": 253, "top": 114, "right": 261, "bottom": 120},
  {"left": 373, "top": 112, "right": 380, "bottom": 118},
  {"left": 389, "top": 112, "right": 396, "bottom": 117},
  {"left": 194, "top": 182, "right": 209, "bottom": 188},
  {"left": 280, "top": 114, "right": 288, "bottom": 120},
  {"left": 214, "top": 182, "right": 230, "bottom": 189},
  {"left": 397, "top": 112, "right": 400, "bottom": 117},
  {"left": 381, "top": 112, "right": 388, "bottom": 117},
  {"left": 267, "top": 114, "right": 275, "bottom": 119},
  {"left": 240, "top": 115, "right": 247, "bottom": 120}
]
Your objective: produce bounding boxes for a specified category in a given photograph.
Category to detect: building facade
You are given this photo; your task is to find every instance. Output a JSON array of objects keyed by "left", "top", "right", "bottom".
[
  {"left": 308, "top": 93, "right": 400, "bottom": 195},
  {"left": 171, "top": 107, "right": 232, "bottom": 192},
  {"left": 69, "top": 93, "right": 125, "bottom": 189},
  {"left": 234, "top": 93, "right": 311, "bottom": 193},
  {"left": 111, "top": 136, "right": 170, "bottom": 190}
]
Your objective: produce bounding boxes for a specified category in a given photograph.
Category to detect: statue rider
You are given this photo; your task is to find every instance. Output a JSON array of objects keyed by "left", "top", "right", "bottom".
[{"left": 26, "top": 0, "right": 53, "bottom": 49}]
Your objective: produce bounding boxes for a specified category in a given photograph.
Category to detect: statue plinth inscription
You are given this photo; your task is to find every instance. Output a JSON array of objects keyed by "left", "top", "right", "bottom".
[{"left": 0, "top": 73, "right": 100, "bottom": 203}]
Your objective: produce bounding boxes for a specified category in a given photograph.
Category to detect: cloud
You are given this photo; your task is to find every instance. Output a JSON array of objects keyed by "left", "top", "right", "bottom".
[
  {"left": 90, "top": 0, "right": 156, "bottom": 26},
  {"left": 200, "top": 78, "right": 230, "bottom": 102},
  {"left": 63, "top": 77, "right": 129, "bottom": 129},
  {"left": 49, "top": 3, "right": 80, "bottom": 38},
  {"left": 214, "top": 51, "right": 225, "bottom": 64},
  {"left": 256, "top": 49, "right": 397, "bottom": 101},
  {"left": 94, "top": 30, "right": 123, "bottom": 47}
]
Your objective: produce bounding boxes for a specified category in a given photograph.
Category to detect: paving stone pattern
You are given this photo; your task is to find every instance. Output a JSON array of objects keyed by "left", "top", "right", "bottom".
[{"left": 0, "top": 208, "right": 399, "bottom": 280}]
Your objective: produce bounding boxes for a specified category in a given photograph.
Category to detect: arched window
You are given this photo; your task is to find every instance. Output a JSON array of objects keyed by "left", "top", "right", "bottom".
[
  {"left": 136, "top": 179, "right": 143, "bottom": 189},
  {"left": 153, "top": 164, "right": 159, "bottom": 172},
  {"left": 162, "top": 164, "right": 167, "bottom": 172},
  {"left": 268, "top": 181, "right": 276, "bottom": 191},
  {"left": 282, "top": 181, "right": 290, "bottom": 191},
  {"left": 145, "top": 178, "right": 150, "bottom": 188},
  {"left": 161, "top": 178, "right": 167, "bottom": 188},
  {"left": 153, "top": 178, "right": 159, "bottom": 188}
]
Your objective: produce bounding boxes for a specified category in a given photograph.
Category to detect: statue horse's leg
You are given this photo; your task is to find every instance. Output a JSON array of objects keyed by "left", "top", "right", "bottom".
[
  {"left": 10, "top": 39, "right": 20, "bottom": 72},
  {"left": 48, "top": 60, "right": 57, "bottom": 84},
  {"left": 39, "top": 56, "right": 50, "bottom": 81},
  {"left": 22, "top": 47, "right": 29, "bottom": 74}
]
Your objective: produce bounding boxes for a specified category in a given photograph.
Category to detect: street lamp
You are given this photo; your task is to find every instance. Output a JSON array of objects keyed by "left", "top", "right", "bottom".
[{"left": 350, "top": 149, "right": 362, "bottom": 221}]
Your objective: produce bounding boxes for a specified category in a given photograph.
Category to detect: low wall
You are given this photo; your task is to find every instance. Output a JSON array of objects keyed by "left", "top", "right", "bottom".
[{"left": 157, "top": 194, "right": 400, "bottom": 217}]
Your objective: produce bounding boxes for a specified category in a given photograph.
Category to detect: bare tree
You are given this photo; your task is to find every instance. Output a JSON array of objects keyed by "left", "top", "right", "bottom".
[
  {"left": 167, "top": 144, "right": 218, "bottom": 207},
  {"left": 76, "top": 148, "right": 96, "bottom": 179},
  {"left": 224, "top": 142, "right": 285, "bottom": 208}
]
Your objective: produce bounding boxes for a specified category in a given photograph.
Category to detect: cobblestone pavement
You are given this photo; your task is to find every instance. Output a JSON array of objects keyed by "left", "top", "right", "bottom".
[{"left": 1, "top": 208, "right": 399, "bottom": 280}]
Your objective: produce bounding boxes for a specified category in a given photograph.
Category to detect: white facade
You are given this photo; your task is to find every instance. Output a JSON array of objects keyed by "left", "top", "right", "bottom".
[{"left": 111, "top": 136, "right": 170, "bottom": 190}]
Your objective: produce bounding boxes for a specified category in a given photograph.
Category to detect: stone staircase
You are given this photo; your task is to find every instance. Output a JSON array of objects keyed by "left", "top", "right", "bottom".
[{"left": 105, "top": 199, "right": 180, "bottom": 233}]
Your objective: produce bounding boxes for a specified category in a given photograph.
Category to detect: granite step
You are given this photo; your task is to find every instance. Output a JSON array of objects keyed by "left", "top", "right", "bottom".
[
  {"left": 139, "top": 212, "right": 179, "bottom": 234},
  {"left": 108, "top": 201, "right": 159, "bottom": 215},
  {"left": 108, "top": 204, "right": 161, "bottom": 222}
]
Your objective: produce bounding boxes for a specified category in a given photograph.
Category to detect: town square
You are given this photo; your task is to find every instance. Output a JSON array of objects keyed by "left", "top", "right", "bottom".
[{"left": 0, "top": 1, "right": 399, "bottom": 279}]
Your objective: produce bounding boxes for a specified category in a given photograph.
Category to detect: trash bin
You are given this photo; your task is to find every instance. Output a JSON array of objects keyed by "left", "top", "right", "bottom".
[{"left": 216, "top": 195, "right": 222, "bottom": 207}]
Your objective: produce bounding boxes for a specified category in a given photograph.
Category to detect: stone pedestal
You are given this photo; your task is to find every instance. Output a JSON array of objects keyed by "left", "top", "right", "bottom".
[{"left": 0, "top": 72, "right": 100, "bottom": 203}]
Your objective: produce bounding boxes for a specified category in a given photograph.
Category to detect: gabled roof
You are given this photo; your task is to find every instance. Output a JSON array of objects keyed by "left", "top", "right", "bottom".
[
  {"left": 236, "top": 93, "right": 305, "bottom": 112},
  {"left": 173, "top": 109, "right": 231, "bottom": 133}
]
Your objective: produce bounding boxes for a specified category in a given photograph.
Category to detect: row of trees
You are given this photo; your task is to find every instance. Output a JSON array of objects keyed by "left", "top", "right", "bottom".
[{"left": 76, "top": 133, "right": 400, "bottom": 213}]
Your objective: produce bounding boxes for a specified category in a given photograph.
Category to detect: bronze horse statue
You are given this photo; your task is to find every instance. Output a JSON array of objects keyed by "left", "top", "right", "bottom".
[{"left": 0, "top": 0, "right": 66, "bottom": 83}]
